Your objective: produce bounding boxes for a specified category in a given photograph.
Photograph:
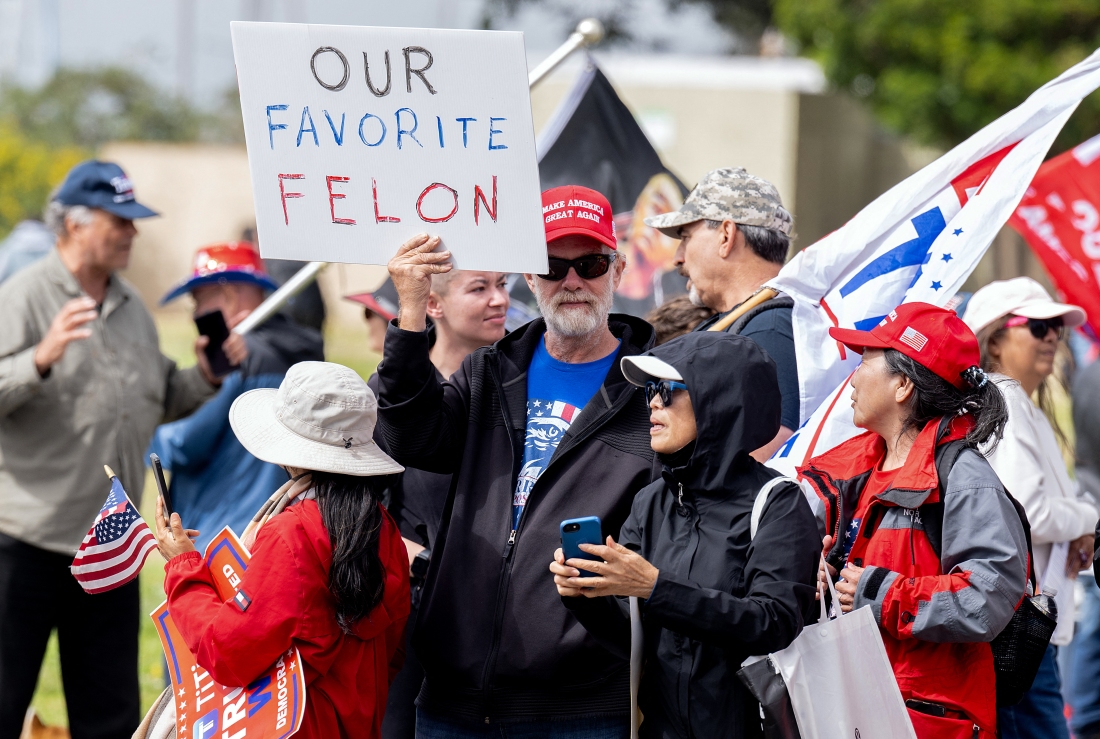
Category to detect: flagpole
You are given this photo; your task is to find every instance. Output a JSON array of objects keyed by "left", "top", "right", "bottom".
[
  {"left": 235, "top": 18, "right": 605, "bottom": 337},
  {"left": 528, "top": 18, "right": 605, "bottom": 88}
]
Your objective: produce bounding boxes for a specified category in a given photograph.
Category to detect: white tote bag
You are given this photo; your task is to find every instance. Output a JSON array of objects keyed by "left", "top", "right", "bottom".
[{"left": 767, "top": 557, "right": 917, "bottom": 739}]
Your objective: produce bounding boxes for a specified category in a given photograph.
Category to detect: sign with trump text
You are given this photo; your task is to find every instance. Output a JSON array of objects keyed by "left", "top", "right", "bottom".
[
  {"left": 231, "top": 22, "right": 547, "bottom": 273},
  {"left": 152, "top": 528, "right": 306, "bottom": 739}
]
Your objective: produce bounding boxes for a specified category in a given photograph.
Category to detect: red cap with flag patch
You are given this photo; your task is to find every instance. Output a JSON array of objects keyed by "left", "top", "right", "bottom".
[
  {"left": 828, "top": 302, "right": 980, "bottom": 389},
  {"left": 542, "top": 185, "right": 617, "bottom": 250}
]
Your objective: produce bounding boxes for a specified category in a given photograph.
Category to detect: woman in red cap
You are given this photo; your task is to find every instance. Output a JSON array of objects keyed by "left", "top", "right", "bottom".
[{"left": 801, "top": 302, "right": 1028, "bottom": 739}]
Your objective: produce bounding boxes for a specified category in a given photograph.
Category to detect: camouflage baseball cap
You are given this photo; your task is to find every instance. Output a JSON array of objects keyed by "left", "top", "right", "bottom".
[{"left": 644, "top": 167, "right": 793, "bottom": 238}]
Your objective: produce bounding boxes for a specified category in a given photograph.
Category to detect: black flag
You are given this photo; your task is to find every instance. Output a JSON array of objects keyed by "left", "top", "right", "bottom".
[{"left": 534, "top": 59, "right": 689, "bottom": 315}]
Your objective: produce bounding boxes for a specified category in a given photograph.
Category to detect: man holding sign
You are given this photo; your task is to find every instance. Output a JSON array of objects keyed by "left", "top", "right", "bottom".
[{"left": 375, "top": 186, "right": 656, "bottom": 737}]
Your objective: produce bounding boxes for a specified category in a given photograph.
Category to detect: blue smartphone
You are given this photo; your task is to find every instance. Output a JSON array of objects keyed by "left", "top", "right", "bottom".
[{"left": 560, "top": 516, "right": 603, "bottom": 578}]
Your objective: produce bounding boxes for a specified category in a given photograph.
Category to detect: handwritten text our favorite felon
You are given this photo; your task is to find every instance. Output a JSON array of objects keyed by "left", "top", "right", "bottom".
[{"left": 233, "top": 23, "right": 546, "bottom": 272}]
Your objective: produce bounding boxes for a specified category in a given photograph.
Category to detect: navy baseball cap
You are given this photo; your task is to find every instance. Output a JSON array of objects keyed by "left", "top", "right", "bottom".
[{"left": 53, "top": 160, "right": 158, "bottom": 219}]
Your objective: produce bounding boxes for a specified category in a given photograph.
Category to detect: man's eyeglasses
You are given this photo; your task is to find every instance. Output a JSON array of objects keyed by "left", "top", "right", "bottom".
[
  {"left": 1005, "top": 315, "right": 1065, "bottom": 340},
  {"left": 537, "top": 254, "right": 617, "bottom": 282},
  {"left": 645, "top": 380, "right": 688, "bottom": 406}
]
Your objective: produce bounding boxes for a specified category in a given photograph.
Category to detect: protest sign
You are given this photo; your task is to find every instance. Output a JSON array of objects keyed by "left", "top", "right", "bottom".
[
  {"left": 230, "top": 22, "right": 547, "bottom": 273},
  {"left": 151, "top": 527, "right": 306, "bottom": 739},
  {"left": 1009, "top": 132, "right": 1100, "bottom": 338}
]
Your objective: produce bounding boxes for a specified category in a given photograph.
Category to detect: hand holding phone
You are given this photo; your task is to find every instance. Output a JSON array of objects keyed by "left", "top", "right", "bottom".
[
  {"left": 560, "top": 516, "right": 603, "bottom": 577},
  {"left": 150, "top": 453, "right": 174, "bottom": 521},
  {"left": 194, "top": 310, "right": 235, "bottom": 378}
]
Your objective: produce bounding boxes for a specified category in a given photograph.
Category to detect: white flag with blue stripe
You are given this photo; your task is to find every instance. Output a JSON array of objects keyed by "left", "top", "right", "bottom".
[{"left": 767, "top": 48, "right": 1100, "bottom": 477}]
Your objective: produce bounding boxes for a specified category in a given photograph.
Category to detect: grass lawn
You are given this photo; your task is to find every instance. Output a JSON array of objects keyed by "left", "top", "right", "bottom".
[{"left": 30, "top": 312, "right": 378, "bottom": 726}]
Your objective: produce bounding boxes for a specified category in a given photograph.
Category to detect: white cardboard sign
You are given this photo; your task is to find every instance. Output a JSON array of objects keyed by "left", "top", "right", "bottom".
[{"left": 231, "top": 22, "right": 548, "bottom": 273}]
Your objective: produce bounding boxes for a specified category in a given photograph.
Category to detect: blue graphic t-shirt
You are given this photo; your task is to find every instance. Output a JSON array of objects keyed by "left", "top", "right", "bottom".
[{"left": 513, "top": 337, "right": 620, "bottom": 529}]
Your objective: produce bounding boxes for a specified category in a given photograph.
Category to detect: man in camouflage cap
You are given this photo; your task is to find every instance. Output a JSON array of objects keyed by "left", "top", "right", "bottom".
[{"left": 645, "top": 166, "right": 798, "bottom": 461}]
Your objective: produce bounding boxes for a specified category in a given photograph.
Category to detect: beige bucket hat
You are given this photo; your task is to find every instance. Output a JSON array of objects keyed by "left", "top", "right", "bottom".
[{"left": 230, "top": 361, "right": 404, "bottom": 476}]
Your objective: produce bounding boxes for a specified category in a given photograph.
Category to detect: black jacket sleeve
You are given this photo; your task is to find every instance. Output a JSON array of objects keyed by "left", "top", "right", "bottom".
[
  {"left": 375, "top": 321, "right": 471, "bottom": 475},
  {"left": 643, "top": 483, "right": 818, "bottom": 653}
]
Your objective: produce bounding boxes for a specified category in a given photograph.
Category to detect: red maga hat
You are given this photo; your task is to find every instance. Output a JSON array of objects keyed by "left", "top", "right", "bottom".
[
  {"left": 161, "top": 242, "right": 278, "bottom": 304},
  {"left": 829, "top": 302, "right": 980, "bottom": 389},
  {"left": 541, "top": 185, "right": 617, "bottom": 250},
  {"left": 344, "top": 278, "right": 400, "bottom": 322}
]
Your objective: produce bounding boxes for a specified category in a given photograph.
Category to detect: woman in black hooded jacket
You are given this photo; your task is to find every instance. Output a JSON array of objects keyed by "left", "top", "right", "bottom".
[{"left": 550, "top": 331, "right": 820, "bottom": 738}]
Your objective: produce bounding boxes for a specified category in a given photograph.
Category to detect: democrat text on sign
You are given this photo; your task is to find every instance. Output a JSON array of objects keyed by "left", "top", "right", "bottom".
[
  {"left": 231, "top": 22, "right": 547, "bottom": 273},
  {"left": 151, "top": 527, "right": 307, "bottom": 739}
]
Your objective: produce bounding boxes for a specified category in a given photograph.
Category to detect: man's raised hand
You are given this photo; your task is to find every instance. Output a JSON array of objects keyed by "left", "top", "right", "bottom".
[
  {"left": 34, "top": 296, "right": 98, "bottom": 377},
  {"left": 388, "top": 234, "right": 452, "bottom": 333}
]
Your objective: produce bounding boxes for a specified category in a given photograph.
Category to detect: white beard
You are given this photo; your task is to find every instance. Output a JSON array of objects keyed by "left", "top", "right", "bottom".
[
  {"left": 687, "top": 283, "right": 705, "bottom": 307},
  {"left": 534, "top": 275, "right": 615, "bottom": 338}
]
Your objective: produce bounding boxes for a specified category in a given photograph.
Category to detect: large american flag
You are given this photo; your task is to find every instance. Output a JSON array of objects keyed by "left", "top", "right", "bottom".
[{"left": 70, "top": 469, "right": 156, "bottom": 594}]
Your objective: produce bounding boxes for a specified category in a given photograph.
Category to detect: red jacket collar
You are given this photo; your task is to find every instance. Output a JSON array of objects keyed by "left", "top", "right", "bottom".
[{"left": 799, "top": 415, "right": 972, "bottom": 500}]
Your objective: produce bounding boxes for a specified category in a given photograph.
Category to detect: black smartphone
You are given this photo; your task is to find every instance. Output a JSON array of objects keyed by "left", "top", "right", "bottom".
[
  {"left": 150, "top": 453, "right": 173, "bottom": 520},
  {"left": 194, "top": 310, "right": 235, "bottom": 378}
]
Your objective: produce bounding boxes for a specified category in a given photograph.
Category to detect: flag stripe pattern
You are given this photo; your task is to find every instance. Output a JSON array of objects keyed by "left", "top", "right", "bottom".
[{"left": 71, "top": 475, "right": 156, "bottom": 594}]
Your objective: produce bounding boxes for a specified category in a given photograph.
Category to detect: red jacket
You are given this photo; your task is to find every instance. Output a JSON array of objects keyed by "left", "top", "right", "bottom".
[
  {"left": 165, "top": 499, "right": 411, "bottom": 739},
  {"left": 800, "top": 418, "right": 1027, "bottom": 739}
]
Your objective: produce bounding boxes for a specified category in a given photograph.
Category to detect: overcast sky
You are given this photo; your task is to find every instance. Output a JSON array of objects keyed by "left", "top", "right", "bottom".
[{"left": 1, "top": 0, "right": 737, "bottom": 107}]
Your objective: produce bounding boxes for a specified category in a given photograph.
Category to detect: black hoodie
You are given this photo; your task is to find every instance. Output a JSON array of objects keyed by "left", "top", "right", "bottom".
[
  {"left": 376, "top": 314, "right": 659, "bottom": 724},
  {"left": 566, "top": 332, "right": 820, "bottom": 739}
]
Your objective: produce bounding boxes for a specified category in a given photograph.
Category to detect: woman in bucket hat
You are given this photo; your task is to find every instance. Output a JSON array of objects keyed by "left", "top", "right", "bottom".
[
  {"left": 154, "top": 361, "right": 411, "bottom": 739},
  {"left": 964, "top": 277, "right": 1097, "bottom": 739},
  {"left": 802, "top": 303, "right": 1027, "bottom": 739}
]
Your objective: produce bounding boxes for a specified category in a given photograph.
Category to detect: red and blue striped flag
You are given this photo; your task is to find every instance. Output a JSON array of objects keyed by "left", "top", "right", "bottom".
[{"left": 70, "top": 466, "right": 157, "bottom": 594}]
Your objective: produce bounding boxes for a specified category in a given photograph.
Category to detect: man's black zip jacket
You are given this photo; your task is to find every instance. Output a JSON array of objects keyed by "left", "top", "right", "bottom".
[
  {"left": 375, "top": 314, "right": 659, "bottom": 725},
  {"left": 565, "top": 332, "right": 820, "bottom": 738}
]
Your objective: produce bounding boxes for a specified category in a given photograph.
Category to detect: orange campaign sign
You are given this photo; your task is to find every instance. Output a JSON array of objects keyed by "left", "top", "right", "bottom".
[{"left": 151, "top": 527, "right": 307, "bottom": 739}]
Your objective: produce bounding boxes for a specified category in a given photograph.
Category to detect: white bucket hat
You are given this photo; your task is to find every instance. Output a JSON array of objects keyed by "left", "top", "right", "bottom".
[
  {"left": 962, "top": 276, "right": 1086, "bottom": 335},
  {"left": 230, "top": 361, "right": 404, "bottom": 476}
]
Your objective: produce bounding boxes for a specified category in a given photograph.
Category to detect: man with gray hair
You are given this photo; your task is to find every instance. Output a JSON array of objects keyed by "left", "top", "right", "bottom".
[
  {"left": 0, "top": 160, "right": 219, "bottom": 738},
  {"left": 375, "top": 185, "right": 657, "bottom": 738},
  {"left": 646, "top": 166, "right": 798, "bottom": 461}
]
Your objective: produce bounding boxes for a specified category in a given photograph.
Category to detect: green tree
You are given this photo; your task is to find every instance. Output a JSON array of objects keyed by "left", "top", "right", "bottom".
[
  {"left": 772, "top": 0, "right": 1100, "bottom": 151},
  {"left": 0, "top": 67, "right": 202, "bottom": 148},
  {"left": 0, "top": 125, "right": 85, "bottom": 238}
]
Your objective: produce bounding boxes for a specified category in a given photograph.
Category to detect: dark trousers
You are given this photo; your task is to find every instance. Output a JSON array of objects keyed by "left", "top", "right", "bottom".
[
  {"left": 0, "top": 532, "right": 140, "bottom": 739},
  {"left": 997, "top": 644, "right": 1070, "bottom": 739}
]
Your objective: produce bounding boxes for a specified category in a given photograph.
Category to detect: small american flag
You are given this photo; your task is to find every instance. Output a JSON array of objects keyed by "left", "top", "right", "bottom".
[
  {"left": 899, "top": 326, "right": 929, "bottom": 352},
  {"left": 70, "top": 467, "right": 157, "bottom": 594}
]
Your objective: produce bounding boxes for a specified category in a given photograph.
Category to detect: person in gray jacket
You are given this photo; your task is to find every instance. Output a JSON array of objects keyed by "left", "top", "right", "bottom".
[{"left": 0, "top": 161, "right": 219, "bottom": 739}]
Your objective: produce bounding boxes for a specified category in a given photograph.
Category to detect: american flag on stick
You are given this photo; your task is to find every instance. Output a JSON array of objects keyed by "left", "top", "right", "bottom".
[{"left": 70, "top": 465, "right": 157, "bottom": 594}]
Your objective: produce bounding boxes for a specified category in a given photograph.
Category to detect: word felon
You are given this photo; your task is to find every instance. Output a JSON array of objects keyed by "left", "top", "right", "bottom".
[{"left": 278, "top": 173, "right": 500, "bottom": 226}]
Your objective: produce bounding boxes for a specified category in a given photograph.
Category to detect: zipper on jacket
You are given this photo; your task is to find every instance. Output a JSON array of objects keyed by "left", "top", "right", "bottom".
[
  {"left": 477, "top": 345, "right": 642, "bottom": 717},
  {"left": 478, "top": 351, "right": 518, "bottom": 718},
  {"left": 677, "top": 483, "right": 684, "bottom": 508}
]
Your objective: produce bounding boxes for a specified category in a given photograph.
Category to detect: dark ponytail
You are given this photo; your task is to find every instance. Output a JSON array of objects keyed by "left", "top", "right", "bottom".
[
  {"left": 883, "top": 349, "right": 1009, "bottom": 450},
  {"left": 311, "top": 470, "right": 399, "bottom": 633}
]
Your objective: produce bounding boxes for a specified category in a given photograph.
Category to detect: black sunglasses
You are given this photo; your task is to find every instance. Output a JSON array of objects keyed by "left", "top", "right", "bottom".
[
  {"left": 1006, "top": 315, "right": 1065, "bottom": 340},
  {"left": 644, "top": 380, "right": 688, "bottom": 406},
  {"left": 538, "top": 254, "right": 617, "bottom": 282}
]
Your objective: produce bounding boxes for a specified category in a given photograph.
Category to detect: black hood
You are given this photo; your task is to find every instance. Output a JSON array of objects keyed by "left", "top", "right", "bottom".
[
  {"left": 241, "top": 312, "right": 325, "bottom": 377},
  {"left": 643, "top": 332, "right": 781, "bottom": 492}
]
